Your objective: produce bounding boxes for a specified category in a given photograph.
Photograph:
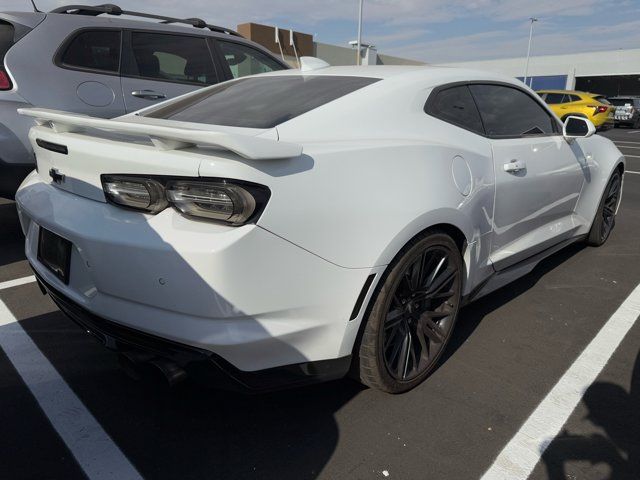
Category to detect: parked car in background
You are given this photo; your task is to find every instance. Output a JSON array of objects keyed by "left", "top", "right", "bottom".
[
  {"left": 0, "top": 4, "right": 289, "bottom": 196},
  {"left": 537, "top": 89, "right": 614, "bottom": 131},
  {"left": 16, "top": 66, "right": 624, "bottom": 393},
  {"left": 609, "top": 96, "right": 640, "bottom": 128}
]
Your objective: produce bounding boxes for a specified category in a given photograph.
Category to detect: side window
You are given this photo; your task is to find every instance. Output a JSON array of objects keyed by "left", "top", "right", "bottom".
[
  {"left": 217, "top": 41, "right": 284, "bottom": 78},
  {"left": 469, "top": 84, "right": 557, "bottom": 137},
  {"left": 61, "top": 30, "right": 121, "bottom": 73},
  {"left": 570, "top": 95, "right": 581, "bottom": 103},
  {"left": 127, "top": 32, "right": 216, "bottom": 85},
  {"left": 426, "top": 85, "right": 484, "bottom": 135},
  {"left": 543, "top": 93, "right": 565, "bottom": 104}
]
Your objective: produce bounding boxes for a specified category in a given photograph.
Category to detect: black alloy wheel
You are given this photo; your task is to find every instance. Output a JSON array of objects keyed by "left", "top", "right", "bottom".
[
  {"left": 358, "top": 232, "right": 463, "bottom": 393},
  {"left": 587, "top": 169, "right": 622, "bottom": 246}
]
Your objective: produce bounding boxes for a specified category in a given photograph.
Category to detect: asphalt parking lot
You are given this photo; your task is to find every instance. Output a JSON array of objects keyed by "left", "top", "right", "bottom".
[{"left": 1, "top": 129, "right": 639, "bottom": 480}]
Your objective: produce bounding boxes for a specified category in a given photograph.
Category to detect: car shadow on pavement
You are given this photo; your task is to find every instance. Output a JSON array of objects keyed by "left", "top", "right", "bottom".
[
  {"left": 443, "top": 242, "right": 586, "bottom": 365},
  {"left": 7, "top": 307, "right": 364, "bottom": 480},
  {"left": 541, "top": 348, "right": 639, "bottom": 479}
]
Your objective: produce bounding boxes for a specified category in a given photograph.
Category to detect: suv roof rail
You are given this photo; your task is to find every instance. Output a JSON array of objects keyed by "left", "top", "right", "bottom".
[{"left": 49, "top": 4, "right": 244, "bottom": 37}]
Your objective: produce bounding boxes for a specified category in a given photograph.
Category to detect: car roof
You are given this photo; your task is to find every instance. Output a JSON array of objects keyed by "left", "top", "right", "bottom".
[{"left": 2, "top": 9, "right": 244, "bottom": 41}]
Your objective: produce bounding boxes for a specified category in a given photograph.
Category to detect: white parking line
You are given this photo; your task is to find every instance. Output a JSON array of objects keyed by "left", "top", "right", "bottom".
[
  {"left": 0, "top": 276, "right": 35, "bottom": 291},
  {"left": 627, "top": 171, "right": 640, "bottom": 175},
  {"left": 624, "top": 154, "right": 640, "bottom": 158},
  {"left": 617, "top": 145, "right": 640, "bottom": 150},
  {"left": 614, "top": 141, "right": 640, "bottom": 145},
  {"left": 0, "top": 298, "right": 143, "bottom": 480},
  {"left": 480, "top": 283, "right": 640, "bottom": 480}
]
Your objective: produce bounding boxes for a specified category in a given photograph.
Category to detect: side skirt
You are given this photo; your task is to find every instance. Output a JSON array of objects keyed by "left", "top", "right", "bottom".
[{"left": 462, "top": 234, "right": 587, "bottom": 305}]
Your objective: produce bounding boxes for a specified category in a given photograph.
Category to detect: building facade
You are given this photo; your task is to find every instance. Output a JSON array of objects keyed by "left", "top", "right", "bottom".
[
  {"left": 440, "top": 49, "right": 640, "bottom": 96},
  {"left": 237, "top": 22, "right": 425, "bottom": 68}
]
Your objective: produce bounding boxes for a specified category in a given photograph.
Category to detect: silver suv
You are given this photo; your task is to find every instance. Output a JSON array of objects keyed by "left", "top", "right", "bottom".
[{"left": 0, "top": 4, "right": 289, "bottom": 196}]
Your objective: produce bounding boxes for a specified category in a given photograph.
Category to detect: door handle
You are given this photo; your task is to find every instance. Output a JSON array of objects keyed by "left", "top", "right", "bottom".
[
  {"left": 131, "top": 90, "right": 166, "bottom": 100},
  {"left": 503, "top": 159, "right": 526, "bottom": 173}
]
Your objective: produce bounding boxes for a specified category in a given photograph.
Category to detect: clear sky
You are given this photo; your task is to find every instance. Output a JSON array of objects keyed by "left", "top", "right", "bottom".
[{"left": 4, "top": 0, "right": 640, "bottom": 63}]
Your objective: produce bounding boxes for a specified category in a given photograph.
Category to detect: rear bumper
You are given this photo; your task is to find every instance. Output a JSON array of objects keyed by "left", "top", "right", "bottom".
[
  {"left": 34, "top": 269, "right": 351, "bottom": 392},
  {"left": 16, "top": 171, "right": 375, "bottom": 373}
]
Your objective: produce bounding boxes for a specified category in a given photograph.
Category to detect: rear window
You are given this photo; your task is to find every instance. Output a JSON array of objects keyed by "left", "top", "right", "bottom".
[
  {"left": 144, "top": 75, "right": 380, "bottom": 128},
  {"left": 593, "top": 95, "right": 610, "bottom": 105},
  {"left": 61, "top": 30, "right": 121, "bottom": 73},
  {"left": 0, "top": 20, "right": 15, "bottom": 63}
]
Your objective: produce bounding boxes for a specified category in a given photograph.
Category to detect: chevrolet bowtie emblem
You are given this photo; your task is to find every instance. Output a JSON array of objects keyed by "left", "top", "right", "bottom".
[{"left": 49, "top": 168, "right": 65, "bottom": 184}]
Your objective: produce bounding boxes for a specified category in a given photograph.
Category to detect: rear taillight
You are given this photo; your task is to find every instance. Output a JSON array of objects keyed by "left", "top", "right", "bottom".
[
  {"left": 101, "top": 175, "right": 270, "bottom": 225},
  {"left": 0, "top": 69, "right": 11, "bottom": 90},
  {"left": 592, "top": 105, "right": 608, "bottom": 114}
]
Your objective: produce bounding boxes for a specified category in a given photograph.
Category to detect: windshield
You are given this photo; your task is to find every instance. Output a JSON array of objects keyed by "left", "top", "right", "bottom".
[{"left": 144, "top": 75, "right": 380, "bottom": 129}]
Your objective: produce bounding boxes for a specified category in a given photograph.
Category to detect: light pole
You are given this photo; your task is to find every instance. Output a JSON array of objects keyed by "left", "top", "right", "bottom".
[
  {"left": 523, "top": 17, "right": 538, "bottom": 87},
  {"left": 356, "top": 0, "right": 364, "bottom": 65}
]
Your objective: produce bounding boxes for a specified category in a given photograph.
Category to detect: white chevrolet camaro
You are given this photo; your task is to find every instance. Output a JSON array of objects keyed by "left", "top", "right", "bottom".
[{"left": 15, "top": 64, "right": 624, "bottom": 393}]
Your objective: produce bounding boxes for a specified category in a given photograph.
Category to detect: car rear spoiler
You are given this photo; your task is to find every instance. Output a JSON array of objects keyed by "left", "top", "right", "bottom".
[{"left": 17, "top": 108, "right": 303, "bottom": 160}]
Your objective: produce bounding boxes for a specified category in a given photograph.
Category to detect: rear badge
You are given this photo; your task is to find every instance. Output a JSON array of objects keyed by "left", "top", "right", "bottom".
[{"left": 49, "top": 168, "right": 65, "bottom": 184}]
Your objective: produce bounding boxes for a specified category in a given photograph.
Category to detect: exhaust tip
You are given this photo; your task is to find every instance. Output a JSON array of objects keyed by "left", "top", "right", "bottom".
[
  {"left": 118, "top": 353, "right": 187, "bottom": 388},
  {"left": 148, "top": 357, "right": 188, "bottom": 387}
]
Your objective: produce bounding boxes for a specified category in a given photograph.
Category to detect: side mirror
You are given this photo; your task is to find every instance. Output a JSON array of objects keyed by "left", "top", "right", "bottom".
[{"left": 563, "top": 116, "right": 596, "bottom": 139}]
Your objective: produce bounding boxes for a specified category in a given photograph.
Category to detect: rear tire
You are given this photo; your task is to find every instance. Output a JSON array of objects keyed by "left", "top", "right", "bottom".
[
  {"left": 357, "top": 232, "right": 463, "bottom": 393},
  {"left": 587, "top": 170, "right": 622, "bottom": 246}
]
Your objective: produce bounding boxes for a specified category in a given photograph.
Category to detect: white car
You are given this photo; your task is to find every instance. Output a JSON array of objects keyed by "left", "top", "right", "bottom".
[{"left": 15, "top": 65, "right": 624, "bottom": 393}]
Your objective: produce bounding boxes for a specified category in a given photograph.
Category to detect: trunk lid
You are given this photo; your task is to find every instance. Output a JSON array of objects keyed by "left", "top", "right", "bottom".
[{"left": 21, "top": 108, "right": 302, "bottom": 202}]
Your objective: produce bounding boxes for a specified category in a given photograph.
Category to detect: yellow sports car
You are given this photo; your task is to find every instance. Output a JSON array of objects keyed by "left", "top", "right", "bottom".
[{"left": 537, "top": 90, "right": 614, "bottom": 129}]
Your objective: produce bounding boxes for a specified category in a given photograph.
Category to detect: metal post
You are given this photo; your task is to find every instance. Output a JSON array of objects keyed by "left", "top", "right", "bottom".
[
  {"left": 523, "top": 17, "right": 538, "bottom": 87},
  {"left": 356, "top": 0, "right": 364, "bottom": 65}
]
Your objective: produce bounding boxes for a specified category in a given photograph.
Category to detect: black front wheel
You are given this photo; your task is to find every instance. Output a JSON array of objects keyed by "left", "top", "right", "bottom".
[
  {"left": 587, "top": 170, "right": 622, "bottom": 246},
  {"left": 357, "top": 232, "right": 463, "bottom": 393}
]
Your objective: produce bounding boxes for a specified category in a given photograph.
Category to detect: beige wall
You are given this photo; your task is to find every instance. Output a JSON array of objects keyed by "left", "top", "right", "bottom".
[{"left": 238, "top": 22, "right": 424, "bottom": 67}]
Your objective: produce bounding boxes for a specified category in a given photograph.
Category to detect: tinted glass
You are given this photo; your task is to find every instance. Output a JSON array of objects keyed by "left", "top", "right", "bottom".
[
  {"left": 609, "top": 98, "right": 635, "bottom": 106},
  {"left": 427, "top": 86, "right": 484, "bottom": 134},
  {"left": 570, "top": 95, "right": 581, "bottom": 102},
  {"left": 0, "top": 21, "right": 14, "bottom": 62},
  {"left": 145, "top": 75, "right": 379, "bottom": 128},
  {"left": 470, "top": 84, "right": 557, "bottom": 137},
  {"left": 593, "top": 95, "right": 610, "bottom": 105},
  {"left": 543, "top": 93, "right": 565, "bottom": 104},
  {"left": 129, "top": 32, "right": 216, "bottom": 85},
  {"left": 62, "top": 30, "right": 121, "bottom": 72},
  {"left": 218, "top": 41, "right": 284, "bottom": 78}
]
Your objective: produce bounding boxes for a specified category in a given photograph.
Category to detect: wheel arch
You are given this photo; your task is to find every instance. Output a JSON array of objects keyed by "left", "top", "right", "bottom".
[
  {"left": 346, "top": 220, "right": 469, "bottom": 374},
  {"left": 372, "top": 209, "right": 474, "bottom": 269}
]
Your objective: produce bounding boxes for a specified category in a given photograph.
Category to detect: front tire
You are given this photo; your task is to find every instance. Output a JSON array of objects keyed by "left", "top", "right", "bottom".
[
  {"left": 587, "top": 170, "right": 622, "bottom": 246},
  {"left": 357, "top": 232, "right": 463, "bottom": 393}
]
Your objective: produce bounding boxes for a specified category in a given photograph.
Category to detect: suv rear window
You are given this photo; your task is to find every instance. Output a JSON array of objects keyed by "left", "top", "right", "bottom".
[
  {"left": 218, "top": 41, "right": 284, "bottom": 78},
  {"left": 61, "top": 30, "right": 121, "bottom": 73},
  {"left": 144, "top": 75, "right": 380, "bottom": 128},
  {"left": 0, "top": 20, "right": 14, "bottom": 63},
  {"left": 593, "top": 95, "right": 610, "bottom": 104}
]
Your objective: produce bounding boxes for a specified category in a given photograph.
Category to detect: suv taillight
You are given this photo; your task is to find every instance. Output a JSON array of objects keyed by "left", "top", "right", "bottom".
[
  {"left": 593, "top": 105, "right": 608, "bottom": 114},
  {"left": 0, "top": 69, "right": 11, "bottom": 90}
]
